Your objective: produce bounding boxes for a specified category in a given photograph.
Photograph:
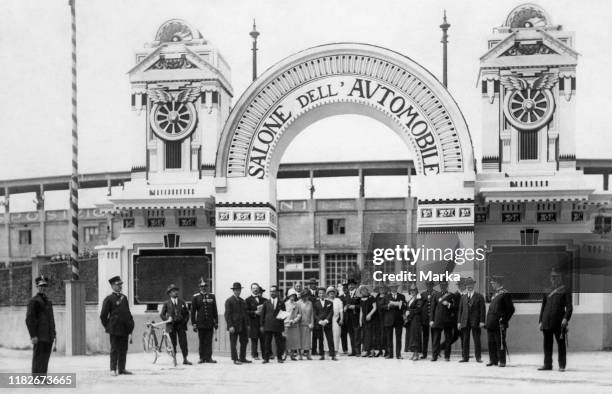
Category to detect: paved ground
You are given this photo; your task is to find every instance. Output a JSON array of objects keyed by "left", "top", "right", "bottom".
[{"left": 1, "top": 348, "right": 611, "bottom": 394}]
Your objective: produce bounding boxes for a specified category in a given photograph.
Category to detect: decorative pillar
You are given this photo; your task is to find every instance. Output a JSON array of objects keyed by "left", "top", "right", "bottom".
[
  {"left": 440, "top": 10, "right": 450, "bottom": 88},
  {"left": 249, "top": 20, "right": 260, "bottom": 82}
]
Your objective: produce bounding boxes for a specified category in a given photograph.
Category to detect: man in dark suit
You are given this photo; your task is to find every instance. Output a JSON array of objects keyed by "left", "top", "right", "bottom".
[
  {"left": 430, "top": 280, "right": 455, "bottom": 361},
  {"left": 420, "top": 280, "right": 438, "bottom": 359},
  {"left": 307, "top": 278, "right": 320, "bottom": 354},
  {"left": 26, "top": 275, "right": 56, "bottom": 375},
  {"left": 345, "top": 279, "right": 361, "bottom": 356},
  {"left": 485, "top": 275, "right": 515, "bottom": 367},
  {"left": 382, "top": 284, "right": 405, "bottom": 359},
  {"left": 260, "top": 285, "right": 285, "bottom": 363},
  {"left": 457, "top": 277, "right": 486, "bottom": 362},
  {"left": 538, "top": 268, "right": 572, "bottom": 372},
  {"left": 191, "top": 278, "right": 218, "bottom": 363},
  {"left": 225, "top": 282, "right": 250, "bottom": 365},
  {"left": 339, "top": 282, "right": 350, "bottom": 354},
  {"left": 160, "top": 284, "right": 191, "bottom": 365},
  {"left": 245, "top": 283, "right": 266, "bottom": 360},
  {"left": 442, "top": 278, "right": 466, "bottom": 353},
  {"left": 100, "top": 276, "right": 135, "bottom": 376},
  {"left": 313, "top": 287, "right": 337, "bottom": 360}
]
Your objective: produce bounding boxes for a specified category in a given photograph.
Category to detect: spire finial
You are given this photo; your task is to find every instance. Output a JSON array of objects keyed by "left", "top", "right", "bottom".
[
  {"left": 440, "top": 10, "right": 450, "bottom": 87},
  {"left": 250, "top": 19, "right": 260, "bottom": 81}
]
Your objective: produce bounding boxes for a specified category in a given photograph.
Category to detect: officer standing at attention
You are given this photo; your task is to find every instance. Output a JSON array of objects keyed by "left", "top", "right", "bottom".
[
  {"left": 100, "top": 276, "right": 135, "bottom": 376},
  {"left": 191, "top": 278, "right": 218, "bottom": 363},
  {"left": 26, "top": 275, "right": 56, "bottom": 375},
  {"left": 538, "top": 268, "right": 572, "bottom": 372},
  {"left": 485, "top": 275, "right": 515, "bottom": 368}
]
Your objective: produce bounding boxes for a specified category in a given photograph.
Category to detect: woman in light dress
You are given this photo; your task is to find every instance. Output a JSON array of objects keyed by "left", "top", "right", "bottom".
[
  {"left": 284, "top": 288, "right": 302, "bottom": 360},
  {"left": 324, "top": 286, "right": 344, "bottom": 355},
  {"left": 297, "top": 289, "right": 313, "bottom": 360}
]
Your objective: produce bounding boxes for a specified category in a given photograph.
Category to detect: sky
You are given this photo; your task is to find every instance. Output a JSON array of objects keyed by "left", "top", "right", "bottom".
[{"left": 1, "top": 0, "right": 611, "bottom": 207}]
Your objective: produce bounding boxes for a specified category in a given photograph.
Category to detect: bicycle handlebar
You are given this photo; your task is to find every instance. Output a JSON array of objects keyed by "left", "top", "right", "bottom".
[{"left": 145, "top": 319, "right": 172, "bottom": 328}]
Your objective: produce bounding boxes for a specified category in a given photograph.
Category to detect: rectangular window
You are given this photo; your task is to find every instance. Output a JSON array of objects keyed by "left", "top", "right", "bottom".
[
  {"left": 519, "top": 131, "right": 538, "bottom": 160},
  {"left": 326, "top": 218, "right": 346, "bottom": 235},
  {"left": 277, "top": 254, "right": 320, "bottom": 297},
  {"left": 165, "top": 141, "right": 182, "bottom": 169},
  {"left": 325, "top": 253, "right": 358, "bottom": 287},
  {"left": 18, "top": 230, "right": 32, "bottom": 245},
  {"left": 84, "top": 226, "right": 99, "bottom": 243},
  {"left": 594, "top": 216, "right": 612, "bottom": 234}
]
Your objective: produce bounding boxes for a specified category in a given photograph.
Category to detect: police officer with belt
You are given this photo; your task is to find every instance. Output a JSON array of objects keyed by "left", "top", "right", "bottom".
[
  {"left": 26, "top": 275, "right": 56, "bottom": 375},
  {"left": 485, "top": 275, "right": 514, "bottom": 368},
  {"left": 191, "top": 277, "right": 218, "bottom": 363},
  {"left": 100, "top": 276, "right": 135, "bottom": 376}
]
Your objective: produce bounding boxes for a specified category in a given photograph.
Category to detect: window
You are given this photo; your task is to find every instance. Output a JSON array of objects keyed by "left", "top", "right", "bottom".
[
  {"left": 277, "top": 254, "right": 320, "bottom": 297},
  {"left": 325, "top": 254, "right": 358, "bottom": 287},
  {"left": 326, "top": 219, "right": 346, "bottom": 235},
  {"left": 519, "top": 130, "right": 538, "bottom": 160},
  {"left": 165, "top": 141, "right": 182, "bottom": 169},
  {"left": 594, "top": 216, "right": 612, "bottom": 234},
  {"left": 520, "top": 229, "right": 539, "bottom": 246},
  {"left": 147, "top": 210, "right": 165, "bottom": 228},
  {"left": 84, "top": 226, "right": 99, "bottom": 243},
  {"left": 18, "top": 230, "right": 31, "bottom": 245}
]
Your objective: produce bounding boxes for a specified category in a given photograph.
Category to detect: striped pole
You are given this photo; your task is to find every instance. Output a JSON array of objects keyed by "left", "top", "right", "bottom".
[{"left": 69, "top": 0, "right": 79, "bottom": 280}]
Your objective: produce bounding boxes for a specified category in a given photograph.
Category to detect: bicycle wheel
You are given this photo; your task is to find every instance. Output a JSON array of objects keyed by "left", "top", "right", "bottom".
[{"left": 162, "top": 332, "right": 177, "bottom": 367}]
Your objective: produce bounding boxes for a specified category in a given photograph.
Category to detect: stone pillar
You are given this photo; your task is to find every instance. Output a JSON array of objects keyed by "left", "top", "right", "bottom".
[{"left": 65, "top": 280, "right": 87, "bottom": 355}]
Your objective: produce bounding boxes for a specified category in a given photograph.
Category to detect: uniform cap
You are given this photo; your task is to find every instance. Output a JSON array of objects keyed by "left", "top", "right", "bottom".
[
  {"left": 108, "top": 276, "right": 123, "bottom": 285},
  {"left": 166, "top": 284, "right": 179, "bottom": 294},
  {"left": 35, "top": 275, "right": 49, "bottom": 286}
]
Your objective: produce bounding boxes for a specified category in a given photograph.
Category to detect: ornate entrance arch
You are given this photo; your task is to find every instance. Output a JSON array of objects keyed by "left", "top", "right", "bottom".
[{"left": 213, "top": 43, "right": 475, "bottom": 297}]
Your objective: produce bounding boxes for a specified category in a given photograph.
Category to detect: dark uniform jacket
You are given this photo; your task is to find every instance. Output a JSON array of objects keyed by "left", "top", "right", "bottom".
[
  {"left": 26, "top": 293, "right": 56, "bottom": 343},
  {"left": 485, "top": 288, "right": 515, "bottom": 330},
  {"left": 260, "top": 297, "right": 285, "bottom": 332},
  {"left": 382, "top": 292, "right": 406, "bottom": 327},
  {"left": 100, "top": 292, "right": 134, "bottom": 336},
  {"left": 458, "top": 291, "right": 486, "bottom": 328},
  {"left": 431, "top": 290, "right": 456, "bottom": 328},
  {"left": 345, "top": 290, "right": 361, "bottom": 328},
  {"left": 420, "top": 289, "right": 439, "bottom": 325},
  {"left": 191, "top": 292, "right": 218, "bottom": 329},
  {"left": 160, "top": 297, "right": 189, "bottom": 333},
  {"left": 404, "top": 295, "right": 423, "bottom": 326},
  {"left": 225, "top": 295, "right": 249, "bottom": 332},
  {"left": 246, "top": 295, "right": 267, "bottom": 338},
  {"left": 539, "top": 285, "right": 572, "bottom": 330},
  {"left": 312, "top": 298, "right": 334, "bottom": 329}
]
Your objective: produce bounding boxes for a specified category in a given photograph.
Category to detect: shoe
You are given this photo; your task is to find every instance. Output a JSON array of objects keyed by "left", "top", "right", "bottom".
[
  {"left": 278, "top": 359, "right": 284, "bottom": 363},
  {"left": 537, "top": 366, "right": 552, "bottom": 371},
  {"left": 331, "top": 356, "right": 338, "bottom": 361},
  {"left": 444, "top": 357, "right": 450, "bottom": 362},
  {"left": 198, "top": 359, "right": 205, "bottom": 364},
  {"left": 476, "top": 359, "right": 483, "bottom": 363},
  {"left": 111, "top": 370, "right": 117, "bottom": 376},
  {"left": 319, "top": 356, "right": 325, "bottom": 360},
  {"left": 306, "top": 353, "right": 312, "bottom": 361},
  {"left": 385, "top": 355, "right": 393, "bottom": 359},
  {"left": 253, "top": 356, "right": 260, "bottom": 360},
  {"left": 431, "top": 357, "right": 438, "bottom": 362},
  {"left": 290, "top": 355, "right": 297, "bottom": 361},
  {"left": 262, "top": 359, "right": 269, "bottom": 364},
  {"left": 458, "top": 359, "right": 468, "bottom": 363},
  {"left": 559, "top": 367, "right": 566, "bottom": 372},
  {"left": 396, "top": 355, "right": 403, "bottom": 360},
  {"left": 205, "top": 359, "right": 217, "bottom": 364},
  {"left": 486, "top": 362, "right": 497, "bottom": 367},
  {"left": 299, "top": 354, "right": 303, "bottom": 361},
  {"left": 183, "top": 360, "right": 192, "bottom": 365},
  {"left": 420, "top": 355, "right": 427, "bottom": 359},
  {"left": 239, "top": 359, "right": 252, "bottom": 364},
  {"left": 499, "top": 363, "right": 506, "bottom": 368},
  {"left": 119, "top": 370, "right": 133, "bottom": 375},
  {"left": 233, "top": 360, "right": 242, "bottom": 365},
  {"left": 374, "top": 351, "right": 381, "bottom": 358}
]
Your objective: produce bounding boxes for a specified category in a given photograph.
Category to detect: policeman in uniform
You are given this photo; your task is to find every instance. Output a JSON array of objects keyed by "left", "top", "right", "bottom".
[
  {"left": 100, "top": 276, "right": 134, "bottom": 376},
  {"left": 191, "top": 278, "right": 218, "bottom": 363},
  {"left": 538, "top": 268, "right": 572, "bottom": 372},
  {"left": 420, "top": 280, "right": 438, "bottom": 359},
  {"left": 26, "top": 275, "right": 56, "bottom": 375},
  {"left": 485, "top": 275, "right": 515, "bottom": 367}
]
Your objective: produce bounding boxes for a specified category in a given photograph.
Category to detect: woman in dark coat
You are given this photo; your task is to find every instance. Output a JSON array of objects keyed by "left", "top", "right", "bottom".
[
  {"left": 358, "top": 286, "right": 378, "bottom": 357},
  {"left": 404, "top": 283, "right": 423, "bottom": 360}
]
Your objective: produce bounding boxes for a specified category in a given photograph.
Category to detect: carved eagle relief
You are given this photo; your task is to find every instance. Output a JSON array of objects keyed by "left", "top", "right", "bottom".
[
  {"left": 500, "top": 73, "right": 559, "bottom": 91},
  {"left": 147, "top": 86, "right": 201, "bottom": 103}
]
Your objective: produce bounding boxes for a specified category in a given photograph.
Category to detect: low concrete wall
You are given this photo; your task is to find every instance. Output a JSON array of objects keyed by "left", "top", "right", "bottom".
[{"left": 2, "top": 306, "right": 609, "bottom": 354}]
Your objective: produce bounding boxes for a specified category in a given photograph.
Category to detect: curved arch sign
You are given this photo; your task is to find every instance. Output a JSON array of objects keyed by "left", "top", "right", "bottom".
[{"left": 216, "top": 43, "right": 474, "bottom": 180}]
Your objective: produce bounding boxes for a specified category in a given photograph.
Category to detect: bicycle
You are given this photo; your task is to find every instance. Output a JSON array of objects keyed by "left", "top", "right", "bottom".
[{"left": 142, "top": 319, "right": 177, "bottom": 367}]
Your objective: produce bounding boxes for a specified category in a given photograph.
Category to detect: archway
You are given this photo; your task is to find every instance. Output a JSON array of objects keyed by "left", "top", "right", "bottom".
[{"left": 213, "top": 43, "right": 476, "bottom": 296}]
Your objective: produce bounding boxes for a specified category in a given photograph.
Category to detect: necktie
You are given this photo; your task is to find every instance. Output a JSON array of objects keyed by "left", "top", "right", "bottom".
[{"left": 273, "top": 299, "right": 276, "bottom": 308}]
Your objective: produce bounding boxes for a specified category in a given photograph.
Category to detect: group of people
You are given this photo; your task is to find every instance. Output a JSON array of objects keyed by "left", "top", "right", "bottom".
[{"left": 24, "top": 268, "right": 572, "bottom": 376}]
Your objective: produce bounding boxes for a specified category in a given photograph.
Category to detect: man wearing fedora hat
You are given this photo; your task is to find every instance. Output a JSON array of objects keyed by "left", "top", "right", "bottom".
[
  {"left": 191, "top": 278, "right": 218, "bottom": 364},
  {"left": 538, "top": 268, "right": 572, "bottom": 372},
  {"left": 100, "top": 276, "right": 134, "bottom": 376},
  {"left": 160, "top": 284, "right": 191, "bottom": 365},
  {"left": 225, "top": 282, "right": 250, "bottom": 364},
  {"left": 457, "top": 277, "right": 486, "bottom": 363},
  {"left": 485, "top": 275, "right": 515, "bottom": 367},
  {"left": 26, "top": 275, "right": 56, "bottom": 375}
]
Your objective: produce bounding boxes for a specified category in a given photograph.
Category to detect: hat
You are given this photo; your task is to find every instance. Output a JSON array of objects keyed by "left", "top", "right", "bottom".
[
  {"left": 425, "top": 280, "right": 435, "bottom": 286},
  {"left": 108, "top": 276, "right": 123, "bottom": 286},
  {"left": 259, "top": 286, "right": 266, "bottom": 293},
  {"left": 35, "top": 275, "right": 49, "bottom": 286},
  {"left": 464, "top": 277, "right": 476, "bottom": 285},
  {"left": 550, "top": 268, "right": 562, "bottom": 277},
  {"left": 490, "top": 275, "right": 504, "bottom": 284},
  {"left": 230, "top": 282, "right": 243, "bottom": 290},
  {"left": 166, "top": 284, "right": 179, "bottom": 294},
  {"left": 308, "top": 278, "right": 318, "bottom": 284},
  {"left": 326, "top": 286, "right": 337, "bottom": 295},
  {"left": 357, "top": 285, "right": 370, "bottom": 297},
  {"left": 287, "top": 288, "right": 298, "bottom": 297},
  {"left": 408, "top": 283, "right": 419, "bottom": 292},
  {"left": 198, "top": 277, "right": 208, "bottom": 287},
  {"left": 347, "top": 279, "right": 357, "bottom": 285}
]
